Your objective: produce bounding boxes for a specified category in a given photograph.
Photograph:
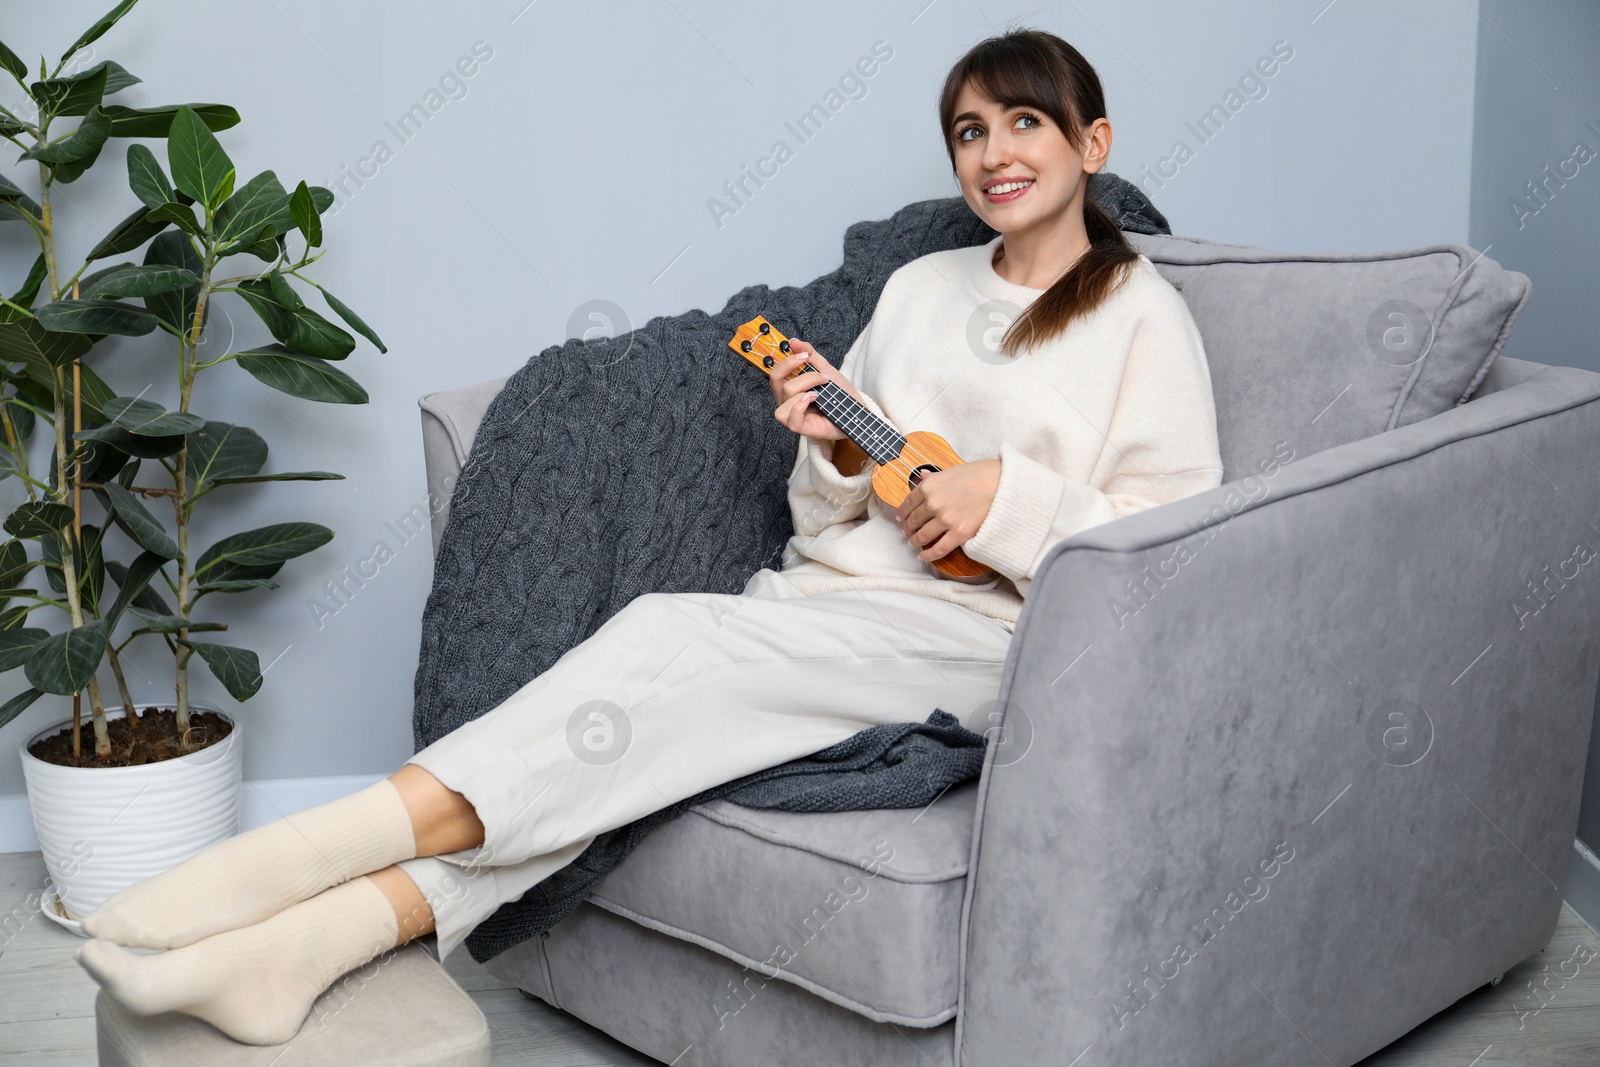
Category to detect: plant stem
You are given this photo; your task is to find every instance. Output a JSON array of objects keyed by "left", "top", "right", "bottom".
[
  {"left": 172, "top": 256, "right": 214, "bottom": 748},
  {"left": 38, "top": 166, "right": 58, "bottom": 300},
  {"left": 51, "top": 365, "right": 107, "bottom": 758}
]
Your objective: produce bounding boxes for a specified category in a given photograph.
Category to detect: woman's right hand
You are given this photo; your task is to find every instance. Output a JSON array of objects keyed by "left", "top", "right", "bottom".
[{"left": 770, "top": 338, "right": 870, "bottom": 442}]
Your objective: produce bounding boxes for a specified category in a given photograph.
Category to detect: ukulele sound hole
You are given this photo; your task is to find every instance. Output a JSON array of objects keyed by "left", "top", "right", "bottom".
[{"left": 906, "top": 464, "right": 942, "bottom": 487}]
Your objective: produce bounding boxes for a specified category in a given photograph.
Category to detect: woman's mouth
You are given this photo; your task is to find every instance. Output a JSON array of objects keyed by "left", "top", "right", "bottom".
[{"left": 983, "top": 178, "right": 1034, "bottom": 203}]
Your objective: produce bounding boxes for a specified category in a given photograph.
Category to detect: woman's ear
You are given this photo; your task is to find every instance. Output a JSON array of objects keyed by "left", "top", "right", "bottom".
[{"left": 1082, "top": 117, "right": 1112, "bottom": 174}]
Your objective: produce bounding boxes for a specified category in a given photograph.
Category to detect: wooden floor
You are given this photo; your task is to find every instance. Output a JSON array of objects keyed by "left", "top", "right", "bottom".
[{"left": 2, "top": 849, "right": 1595, "bottom": 1065}]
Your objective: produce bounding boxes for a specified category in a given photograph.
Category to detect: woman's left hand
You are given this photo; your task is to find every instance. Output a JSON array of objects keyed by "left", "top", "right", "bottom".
[{"left": 895, "top": 458, "right": 1002, "bottom": 563}]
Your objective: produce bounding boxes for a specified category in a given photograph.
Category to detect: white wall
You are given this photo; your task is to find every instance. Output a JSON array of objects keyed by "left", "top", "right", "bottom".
[{"left": 0, "top": 0, "right": 1480, "bottom": 796}]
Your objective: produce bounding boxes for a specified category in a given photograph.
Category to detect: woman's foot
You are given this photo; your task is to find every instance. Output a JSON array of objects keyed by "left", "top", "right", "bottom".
[
  {"left": 82, "top": 779, "right": 416, "bottom": 949},
  {"left": 77, "top": 875, "right": 401, "bottom": 1046}
]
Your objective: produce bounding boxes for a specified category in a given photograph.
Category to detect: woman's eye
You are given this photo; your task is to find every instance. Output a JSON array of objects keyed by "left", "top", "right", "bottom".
[
  {"left": 957, "top": 125, "right": 981, "bottom": 142},
  {"left": 1015, "top": 112, "right": 1041, "bottom": 130}
]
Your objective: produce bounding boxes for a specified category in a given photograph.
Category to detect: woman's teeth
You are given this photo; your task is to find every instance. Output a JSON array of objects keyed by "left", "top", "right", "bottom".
[{"left": 988, "top": 180, "right": 1033, "bottom": 194}]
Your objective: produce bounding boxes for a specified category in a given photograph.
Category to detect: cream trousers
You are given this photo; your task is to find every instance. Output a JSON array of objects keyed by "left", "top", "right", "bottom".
[{"left": 397, "top": 567, "right": 1014, "bottom": 959}]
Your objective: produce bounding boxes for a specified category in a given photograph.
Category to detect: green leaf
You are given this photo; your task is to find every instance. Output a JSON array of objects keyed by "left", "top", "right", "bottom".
[
  {"left": 84, "top": 204, "right": 170, "bottom": 261},
  {"left": 127, "top": 606, "right": 225, "bottom": 634},
  {"left": 0, "top": 39, "right": 28, "bottom": 84},
  {"left": 0, "top": 319, "right": 92, "bottom": 368},
  {"left": 102, "top": 482, "right": 178, "bottom": 558},
  {"left": 126, "top": 143, "right": 173, "bottom": 209},
  {"left": 268, "top": 271, "right": 302, "bottom": 313},
  {"left": 24, "top": 619, "right": 109, "bottom": 695},
  {"left": 194, "top": 522, "right": 333, "bottom": 583},
  {"left": 73, "top": 422, "right": 183, "bottom": 458},
  {"left": 30, "top": 63, "right": 108, "bottom": 122},
  {"left": 34, "top": 297, "right": 158, "bottom": 336},
  {"left": 234, "top": 344, "right": 368, "bottom": 404},
  {"left": 236, "top": 281, "right": 355, "bottom": 360},
  {"left": 79, "top": 523, "right": 105, "bottom": 614},
  {"left": 289, "top": 181, "right": 321, "bottom": 247},
  {"left": 214, "top": 170, "right": 289, "bottom": 249},
  {"left": 20, "top": 105, "right": 112, "bottom": 166},
  {"left": 187, "top": 641, "right": 262, "bottom": 700},
  {"left": 101, "top": 102, "right": 239, "bottom": 138},
  {"left": 5, "top": 501, "right": 75, "bottom": 538},
  {"left": 0, "top": 399, "right": 33, "bottom": 447},
  {"left": 212, "top": 470, "right": 342, "bottom": 487},
  {"left": 0, "top": 628, "right": 47, "bottom": 672},
  {"left": 79, "top": 263, "right": 199, "bottom": 300},
  {"left": 0, "top": 255, "right": 48, "bottom": 323},
  {"left": 105, "top": 551, "right": 169, "bottom": 626},
  {"left": 145, "top": 202, "right": 203, "bottom": 239},
  {"left": 61, "top": 0, "right": 142, "bottom": 63},
  {"left": 0, "top": 540, "right": 31, "bottom": 588},
  {"left": 0, "top": 173, "right": 42, "bottom": 224},
  {"left": 167, "top": 106, "right": 234, "bottom": 209},
  {"left": 186, "top": 421, "right": 266, "bottom": 489},
  {"left": 0, "top": 687, "right": 43, "bottom": 730},
  {"left": 102, "top": 395, "right": 204, "bottom": 436},
  {"left": 237, "top": 234, "right": 283, "bottom": 262},
  {"left": 194, "top": 578, "right": 279, "bottom": 600},
  {"left": 318, "top": 287, "right": 386, "bottom": 353},
  {"left": 143, "top": 231, "right": 202, "bottom": 334}
]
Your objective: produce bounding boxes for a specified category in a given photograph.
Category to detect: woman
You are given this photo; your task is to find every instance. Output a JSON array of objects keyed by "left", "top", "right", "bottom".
[{"left": 76, "top": 28, "right": 1223, "bottom": 1045}]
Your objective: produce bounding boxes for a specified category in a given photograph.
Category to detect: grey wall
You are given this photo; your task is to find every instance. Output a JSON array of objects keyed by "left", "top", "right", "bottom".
[
  {"left": 0, "top": 0, "right": 1483, "bottom": 796},
  {"left": 1466, "top": 2, "right": 1600, "bottom": 858}
]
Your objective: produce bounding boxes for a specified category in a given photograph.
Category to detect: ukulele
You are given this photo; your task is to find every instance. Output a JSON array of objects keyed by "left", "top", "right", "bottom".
[{"left": 728, "top": 314, "right": 996, "bottom": 580}]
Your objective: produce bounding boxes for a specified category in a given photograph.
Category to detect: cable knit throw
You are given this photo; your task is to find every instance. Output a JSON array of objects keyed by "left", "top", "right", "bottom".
[{"left": 412, "top": 175, "right": 1171, "bottom": 962}]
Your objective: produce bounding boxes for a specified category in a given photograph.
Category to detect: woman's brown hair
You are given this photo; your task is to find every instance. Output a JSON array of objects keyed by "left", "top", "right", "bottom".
[{"left": 938, "top": 28, "right": 1139, "bottom": 356}]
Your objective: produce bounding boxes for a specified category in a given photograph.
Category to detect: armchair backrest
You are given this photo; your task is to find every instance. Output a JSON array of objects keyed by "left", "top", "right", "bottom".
[{"left": 1127, "top": 232, "right": 1531, "bottom": 480}]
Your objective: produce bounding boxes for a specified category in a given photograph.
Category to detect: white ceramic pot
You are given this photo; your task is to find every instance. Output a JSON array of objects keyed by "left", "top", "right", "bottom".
[{"left": 19, "top": 704, "right": 243, "bottom": 924}]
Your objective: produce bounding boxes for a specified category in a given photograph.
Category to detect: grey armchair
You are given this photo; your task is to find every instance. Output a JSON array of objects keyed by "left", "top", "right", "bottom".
[{"left": 417, "top": 228, "right": 1600, "bottom": 1066}]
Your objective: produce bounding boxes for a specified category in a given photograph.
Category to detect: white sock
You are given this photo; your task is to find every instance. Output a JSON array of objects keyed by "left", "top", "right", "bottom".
[
  {"left": 78, "top": 875, "right": 401, "bottom": 1047},
  {"left": 82, "top": 779, "right": 416, "bottom": 949}
]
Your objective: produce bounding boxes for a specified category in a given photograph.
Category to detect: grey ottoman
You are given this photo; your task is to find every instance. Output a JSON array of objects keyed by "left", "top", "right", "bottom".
[{"left": 94, "top": 941, "right": 491, "bottom": 1066}]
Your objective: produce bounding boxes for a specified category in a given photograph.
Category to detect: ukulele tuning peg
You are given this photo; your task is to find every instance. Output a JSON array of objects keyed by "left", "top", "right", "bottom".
[
  {"left": 778, "top": 340, "right": 791, "bottom": 353},
  {"left": 758, "top": 322, "right": 771, "bottom": 334},
  {"left": 762, "top": 355, "right": 775, "bottom": 367},
  {"left": 740, "top": 340, "right": 753, "bottom": 352}
]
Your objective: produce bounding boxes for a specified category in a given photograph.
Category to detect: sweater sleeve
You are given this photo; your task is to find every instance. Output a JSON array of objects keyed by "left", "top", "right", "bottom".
[
  {"left": 960, "top": 282, "right": 1225, "bottom": 601},
  {"left": 785, "top": 316, "right": 893, "bottom": 537}
]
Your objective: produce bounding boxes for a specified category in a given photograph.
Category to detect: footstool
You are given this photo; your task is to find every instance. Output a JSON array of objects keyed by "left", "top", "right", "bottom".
[{"left": 93, "top": 940, "right": 491, "bottom": 1066}]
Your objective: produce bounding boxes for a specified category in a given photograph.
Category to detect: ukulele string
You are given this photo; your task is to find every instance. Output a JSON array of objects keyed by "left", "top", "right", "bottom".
[
  {"left": 798, "top": 362, "right": 951, "bottom": 479},
  {"left": 782, "top": 347, "right": 983, "bottom": 571},
  {"left": 751, "top": 323, "right": 967, "bottom": 498}
]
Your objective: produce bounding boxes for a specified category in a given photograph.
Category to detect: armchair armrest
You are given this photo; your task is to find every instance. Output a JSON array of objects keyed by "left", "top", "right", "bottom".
[
  {"left": 957, "top": 363, "right": 1600, "bottom": 1066},
  {"left": 419, "top": 376, "right": 509, "bottom": 554}
]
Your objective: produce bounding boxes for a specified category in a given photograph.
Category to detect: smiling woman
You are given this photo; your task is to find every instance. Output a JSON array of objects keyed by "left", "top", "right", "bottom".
[{"left": 935, "top": 29, "right": 1142, "bottom": 355}]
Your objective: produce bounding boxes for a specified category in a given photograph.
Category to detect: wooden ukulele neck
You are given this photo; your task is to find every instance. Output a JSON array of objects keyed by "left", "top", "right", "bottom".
[{"left": 727, "top": 315, "right": 904, "bottom": 465}]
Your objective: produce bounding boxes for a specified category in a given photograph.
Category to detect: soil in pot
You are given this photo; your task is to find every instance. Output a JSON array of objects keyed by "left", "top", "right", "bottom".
[{"left": 27, "top": 709, "right": 234, "bottom": 768}]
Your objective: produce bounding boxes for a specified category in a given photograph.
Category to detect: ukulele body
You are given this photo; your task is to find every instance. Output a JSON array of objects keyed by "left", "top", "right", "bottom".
[
  {"left": 726, "top": 313, "right": 998, "bottom": 581},
  {"left": 867, "top": 431, "right": 997, "bottom": 579}
]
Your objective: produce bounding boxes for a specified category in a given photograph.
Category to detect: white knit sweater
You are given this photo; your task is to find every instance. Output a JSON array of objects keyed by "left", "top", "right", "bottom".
[{"left": 776, "top": 233, "right": 1224, "bottom": 632}]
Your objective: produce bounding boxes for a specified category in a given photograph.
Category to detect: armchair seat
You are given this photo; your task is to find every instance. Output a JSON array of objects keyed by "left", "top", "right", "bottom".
[{"left": 585, "top": 783, "right": 980, "bottom": 1027}]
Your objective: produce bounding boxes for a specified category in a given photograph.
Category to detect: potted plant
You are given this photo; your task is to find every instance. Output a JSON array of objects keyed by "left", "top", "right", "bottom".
[{"left": 0, "top": 0, "right": 383, "bottom": 925}]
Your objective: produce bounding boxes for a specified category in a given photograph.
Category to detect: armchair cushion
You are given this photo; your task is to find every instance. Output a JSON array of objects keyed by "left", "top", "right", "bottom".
[
  {"left": 1127, "top": 231, "right": 1530, "bottom": 478},
  {"left": 585, "top": 783, "right": 980, "bottom": 1028}
]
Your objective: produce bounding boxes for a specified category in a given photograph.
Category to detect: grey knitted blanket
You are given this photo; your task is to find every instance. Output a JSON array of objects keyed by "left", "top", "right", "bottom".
[{"left": 412, "top": 176, "right": 1170, "bottom": 963}]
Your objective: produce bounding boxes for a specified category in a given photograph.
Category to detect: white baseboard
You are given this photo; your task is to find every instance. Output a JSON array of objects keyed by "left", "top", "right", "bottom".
[
  {"left": 0, "top": 773, "right": 386, "bottom": 854},
  {"left": 1569, "top": 837, "right": 1600, "bottom": 940}
]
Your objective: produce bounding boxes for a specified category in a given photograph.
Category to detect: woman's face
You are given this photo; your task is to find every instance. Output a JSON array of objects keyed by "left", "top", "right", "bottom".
[{"left": 948, "top": 80, "right": 1110, "bottom": 238}]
